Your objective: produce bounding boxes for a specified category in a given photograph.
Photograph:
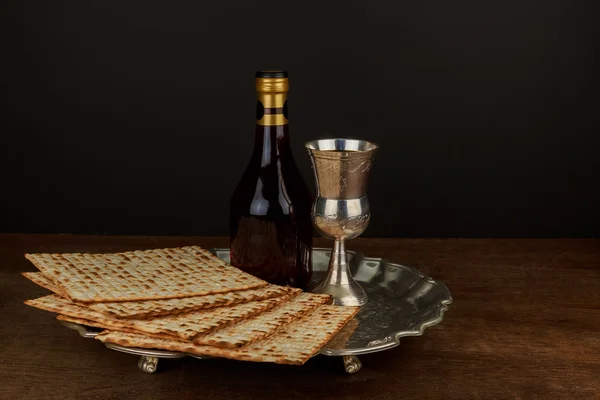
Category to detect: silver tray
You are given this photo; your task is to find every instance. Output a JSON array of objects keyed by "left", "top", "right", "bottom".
[{"left": 60, "top": 248, "right": 452, "bottom": 374}]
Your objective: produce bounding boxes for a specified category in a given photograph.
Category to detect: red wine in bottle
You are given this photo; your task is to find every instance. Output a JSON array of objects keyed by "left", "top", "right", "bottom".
[{"left": 229, "top": 70, "right": 313, "bottom": 289}]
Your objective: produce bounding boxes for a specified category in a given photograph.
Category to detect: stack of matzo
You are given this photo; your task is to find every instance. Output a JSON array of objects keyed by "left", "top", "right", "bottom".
[{"left": 23, "top": 245, "right": 359, "bottom": 365}]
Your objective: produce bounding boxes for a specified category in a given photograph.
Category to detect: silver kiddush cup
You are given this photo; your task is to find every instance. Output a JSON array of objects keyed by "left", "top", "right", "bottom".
[{"left": 305, "top": 138, "right": 379, "bottom": 306}]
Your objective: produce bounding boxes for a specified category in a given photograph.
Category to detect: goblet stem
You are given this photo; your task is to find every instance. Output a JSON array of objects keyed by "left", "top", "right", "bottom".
[
  {"left": 330, "top": 239, "right": 350, "bottom": 285},
  {"left": 312, "top": 239, "right": 368, "bottom": 306}
]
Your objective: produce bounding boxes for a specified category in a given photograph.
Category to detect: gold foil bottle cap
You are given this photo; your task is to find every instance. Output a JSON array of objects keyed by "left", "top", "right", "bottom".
[{"left": 255, "top": 70, "right": 289, "bottom": 93}]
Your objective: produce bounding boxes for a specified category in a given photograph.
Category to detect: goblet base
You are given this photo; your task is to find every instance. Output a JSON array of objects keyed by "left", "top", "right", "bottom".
[
  {"left": 311, "top": 278, "right": 368, "bottom": 306},
  {"left": 309, "top": 238, "right": 369, "bottom": 306}
]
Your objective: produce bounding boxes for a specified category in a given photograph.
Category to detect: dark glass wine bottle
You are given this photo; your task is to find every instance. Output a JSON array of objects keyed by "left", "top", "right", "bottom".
[{"left": 229, "top": 70, "right": 313, "bottom": 289}]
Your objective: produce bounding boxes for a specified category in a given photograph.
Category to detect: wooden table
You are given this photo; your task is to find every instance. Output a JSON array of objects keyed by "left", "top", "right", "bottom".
[{"left": 2, "top": 234, "right": 599, "bottom": 400}]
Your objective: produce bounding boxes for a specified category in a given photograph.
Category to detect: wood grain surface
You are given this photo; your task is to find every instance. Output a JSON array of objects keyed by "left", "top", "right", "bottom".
[{"left": 1, "top": 234, "right": 599, "bottom": 400}]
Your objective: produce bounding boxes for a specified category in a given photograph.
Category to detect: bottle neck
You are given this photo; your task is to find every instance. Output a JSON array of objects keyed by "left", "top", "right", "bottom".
[
  {"left": 254, "top": 125, "right": 290, "bottom": 166},
  {"left": 256, "top": 92, "right": 289, "bottom": 127},
  {"left": 254, "top": 91, "right": 291, "bottom": 166}
]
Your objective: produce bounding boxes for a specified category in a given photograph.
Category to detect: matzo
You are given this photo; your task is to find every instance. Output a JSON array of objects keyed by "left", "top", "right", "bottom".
[
  {"left": 22, "top": 272, "right": 67, "bottom": 297},
  {"left": 57, "top": 315, "right": 132, "bottom": 333},
  {"left": 323, "top": 317, "right": 359, "bottom": 350},
  {"left": 194, "top": 292, "right": 331, "bottom": 348},
  {"left": 22, "top": 271, "right": 297, "bottom": 319},
  {"left": 25, "top": 246, "right": 267, "bottom": 303},
  {"left": 88, "top": 286, "right": 299, "bottom": 319},
  {"left": 25, "top": 293, "right": 291, "bottom": 340},
  {"left": 95, "top": 305, "right": 359, "bottom": 365}
]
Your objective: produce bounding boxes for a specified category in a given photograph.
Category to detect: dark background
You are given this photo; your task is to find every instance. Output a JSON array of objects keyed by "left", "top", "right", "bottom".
[{"left": 1, "top": 1, "right": 598, "bottom": 237}]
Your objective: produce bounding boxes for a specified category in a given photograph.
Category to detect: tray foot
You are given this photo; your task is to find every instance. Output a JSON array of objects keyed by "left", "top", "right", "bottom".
[
  {"left": 138, "top": 356, "right": 159, "bottom": 373},
  {"left": 343, "top": 355, "right": 361, "bottom": 374}
]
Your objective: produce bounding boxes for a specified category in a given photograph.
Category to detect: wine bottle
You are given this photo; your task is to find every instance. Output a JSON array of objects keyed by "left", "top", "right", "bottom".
[{"left": 229, "top": 70, "right": 313, "bottom": 289}]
